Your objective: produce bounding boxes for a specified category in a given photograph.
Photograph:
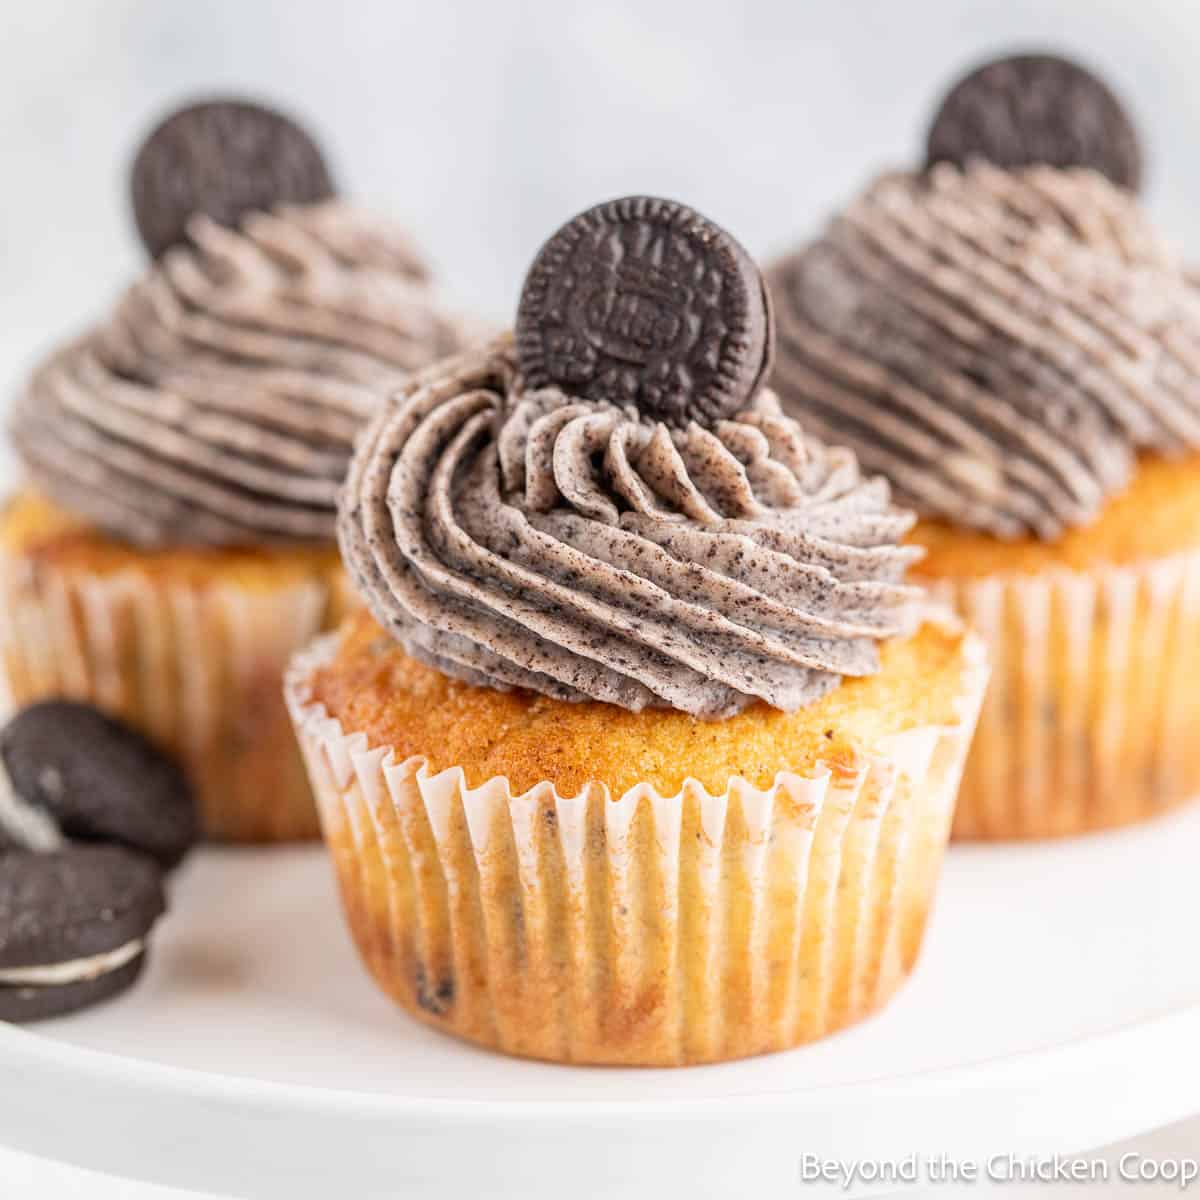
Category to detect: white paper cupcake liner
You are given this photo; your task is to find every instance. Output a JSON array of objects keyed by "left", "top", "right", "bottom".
[
  {"left": 285, "top": 627, "right": 987, "bottom": 1066},
  {"left": 0, "top": 545, "right": 342, "bottom": 841},
  {"left": 927, "top": 548, "right": 1200, "bottom": 839}
]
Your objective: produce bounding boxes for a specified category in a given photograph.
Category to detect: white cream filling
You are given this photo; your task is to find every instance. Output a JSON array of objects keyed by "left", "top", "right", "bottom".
[
  {"left": 0, "top": 758, "right": 64, "bottom": 852},
  {"left": 0, "top": 938, "right": 144, "bottom": 987}
]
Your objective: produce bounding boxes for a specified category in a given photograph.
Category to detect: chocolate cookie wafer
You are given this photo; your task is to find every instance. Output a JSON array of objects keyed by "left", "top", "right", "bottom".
[
  {"left": 517, "top": 196, "right": 772, "bottom": 428},
  {"left": 0, "top": 847, "right": 164, "bottom": 1023},
  {"left": 926, "top": 52, "right": 1143, "bottom": 191},
  {"left": 132, "top": 99, "right": 335, "bottom": 259}
]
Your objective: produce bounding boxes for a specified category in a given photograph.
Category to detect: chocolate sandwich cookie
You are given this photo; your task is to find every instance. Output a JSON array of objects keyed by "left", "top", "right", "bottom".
[
  {"left": 925, "top": 52, "right": 1142, "bottom": 191},
  {"left": 0, "top": 700, "right": 197, "bottom": 868},
  {"left": 132, "top": 98, "right": 335, "bottom": 258},
  {"left": 516, "top": 195, "right": 772, "bottom": 427},
  {"left": 0, "top": 702, "right": 195, "bottom": 1022},
  {"left": 0, "top": 846, "right": 165, "bottom": 1022}
]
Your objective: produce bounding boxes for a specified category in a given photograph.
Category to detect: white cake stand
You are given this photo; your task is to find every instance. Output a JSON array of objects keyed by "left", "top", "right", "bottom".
[{"left": 2, "top": 801, "right": 1199, "bottom": 1200}]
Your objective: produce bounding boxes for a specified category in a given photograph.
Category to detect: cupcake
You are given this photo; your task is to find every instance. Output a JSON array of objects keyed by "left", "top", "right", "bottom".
[
  {"left": 0, "top": 99, "right": 475, "bottom": 842},
  {"left": 285, "top": 196, "right": 987, "bottom": 1065},
  {"left": 769, "top": 53, "right": 1200, "bottom": 839}
]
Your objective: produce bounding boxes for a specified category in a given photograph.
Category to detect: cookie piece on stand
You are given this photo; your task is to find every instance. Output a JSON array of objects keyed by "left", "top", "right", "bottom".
[
  {"left": 0, "top": 702, "right": 195, "bottom": 1022},
  {"left": 0, "top": 700, "right": 197, "bottom": 869},
  {"left": 0, "top": 846, "right": 165, "bottom": 1023}
]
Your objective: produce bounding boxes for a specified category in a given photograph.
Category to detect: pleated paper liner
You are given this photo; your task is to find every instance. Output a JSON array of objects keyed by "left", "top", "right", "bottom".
[
  {"left": 285, "top": 628, "right": 988, "bottom": 1066},
  {"left": 927, "top": 549, "right": 1200, "bottom": 840},
  {"left": 0, "top": 546, "right": 353, "bottom": 842}
]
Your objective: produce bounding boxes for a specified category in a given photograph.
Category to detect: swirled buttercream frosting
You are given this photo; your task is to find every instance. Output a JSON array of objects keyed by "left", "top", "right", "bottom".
[
  {"left": 338, "top": 337, "right": 922, "bottom": 717},
  {"left": 769, "top": 162, "right": 1200, "bottom": 540},
  {"left": 11, "top": 202, "right": 472, "bottom": 547}
]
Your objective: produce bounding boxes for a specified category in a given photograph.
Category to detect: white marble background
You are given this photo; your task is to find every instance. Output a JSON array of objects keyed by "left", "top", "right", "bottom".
[{"left": 3, "top": 2, "right": 1200, "bottom": 1193}]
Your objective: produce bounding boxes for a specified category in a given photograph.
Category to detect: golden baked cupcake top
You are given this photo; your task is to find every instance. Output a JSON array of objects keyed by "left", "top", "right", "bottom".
[
  {"left": 10, "top": 99, "right": 476, "bottom": 550},
  {"left": 340, "top": 197, "right": 925, "bottom": 719},
  {"left": 312, "top": 608, "right": 973, "bottom": 799},
  {"left": 768, "top": 53, "right": 1200, "bottom": 542}
]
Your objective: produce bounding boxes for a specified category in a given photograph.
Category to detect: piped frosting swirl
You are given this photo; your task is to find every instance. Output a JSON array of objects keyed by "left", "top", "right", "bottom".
[
  {"left": 769, "top": 162, "right": 1200, "bottom": 540},
  {"left": 339, "top": 337, "right": 922, "bottom": 717},
  {"left": 11, "top": 201, "right": 473, "bottom": 547}
]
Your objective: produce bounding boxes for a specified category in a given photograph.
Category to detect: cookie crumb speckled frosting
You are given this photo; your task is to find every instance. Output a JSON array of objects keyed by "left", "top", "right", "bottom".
[
  {"left": 340, "top": 197, "right": 923, "bottom": 718},
  {"left": 770, "top": 160, "right": 1200, "bottom": 542},
  {"left": 9, "top": 100, "right": 474, "bottom": 548}
]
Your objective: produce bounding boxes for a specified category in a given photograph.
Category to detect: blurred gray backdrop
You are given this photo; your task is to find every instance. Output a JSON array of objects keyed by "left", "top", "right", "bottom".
[{"left": 3, "top": 0, "right": 1199, "bottom": 394}]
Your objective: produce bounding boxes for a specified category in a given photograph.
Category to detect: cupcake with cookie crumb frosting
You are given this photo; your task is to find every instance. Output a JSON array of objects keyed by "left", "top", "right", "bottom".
[
  {"left": 285, "top": 196, "right": 987, "bottom": 1065},
  {"left": 769, "top": 52, "right": 1200, "bottom": 839},
  {"left": 0, "top": 98, "right": 477, "bottom": 842}
]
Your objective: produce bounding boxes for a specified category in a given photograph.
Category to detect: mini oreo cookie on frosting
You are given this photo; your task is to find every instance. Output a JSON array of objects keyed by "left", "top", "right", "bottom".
[
  {"left": 516, "top": 196, "right": 773, "bottom": 427},
  {"left": 0, "top": 701, "right": 196, "bottom": 1022},
  {"left": 131, "top": 97, "right": 335, "bottom": 258},
  {"left": 925, "top": 52, "right": 1143, "bottom": 191},
  {"left": 340, "top": 196, "right": 923, "bottom": 718}
]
